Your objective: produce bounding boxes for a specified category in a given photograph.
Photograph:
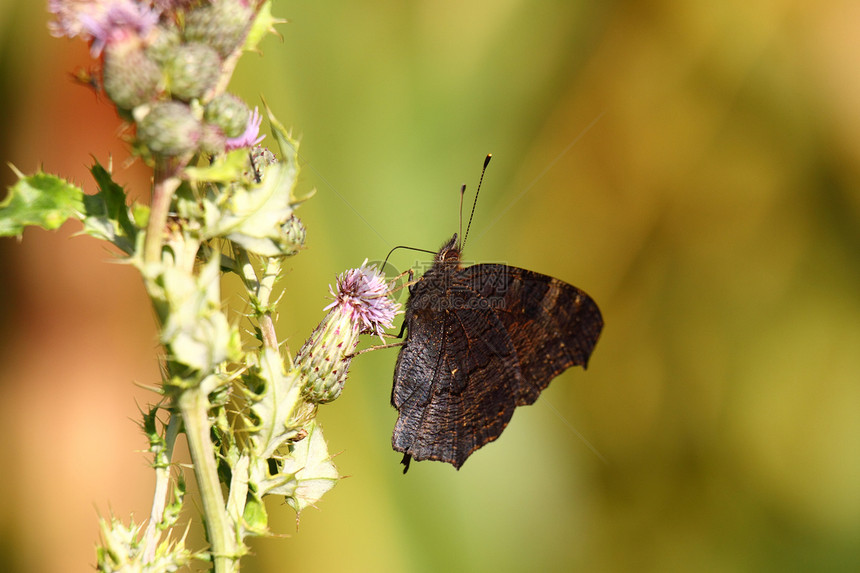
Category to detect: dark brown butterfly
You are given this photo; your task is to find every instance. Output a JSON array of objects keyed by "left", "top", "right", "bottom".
[{"left": 390, "top": 157, "right": 603, "bottom": 472}]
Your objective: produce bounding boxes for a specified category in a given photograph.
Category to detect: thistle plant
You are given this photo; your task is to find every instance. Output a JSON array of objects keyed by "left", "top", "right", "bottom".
[{"left": 0, "top": 1, "right": 400, "bottom": 571}]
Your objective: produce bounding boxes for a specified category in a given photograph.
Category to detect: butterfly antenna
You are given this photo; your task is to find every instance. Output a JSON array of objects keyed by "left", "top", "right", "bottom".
[
  {"left": 461, "top": 153, "right": 492, "bottom": 251},
  {"left": 382, "top": 244, "right": 437, "bottom": 271},
  {"left": 457, "top": 184, "right": 467, "bottom": 250}
]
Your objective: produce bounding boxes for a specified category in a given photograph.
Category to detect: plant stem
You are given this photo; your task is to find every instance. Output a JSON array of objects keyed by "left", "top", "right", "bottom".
[
  {"left": 257, "top": 259, "right": 282, "bottom": 351},
  {"left": 235, "top": 248, "right": 283, "bottom": 352},
  {"left": 142, "top": 413, "right": 181, "bottom": 562},
  {"left": 144, "top": 164, "right": 182, "bottom": 264},
  {"left": 178, "top": 386, "right": 239, "bottom": 573}
]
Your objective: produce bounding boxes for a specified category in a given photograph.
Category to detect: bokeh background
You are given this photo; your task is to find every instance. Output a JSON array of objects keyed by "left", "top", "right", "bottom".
[{"left": 1, "top": 1, "right": 859, "bottom": 571}]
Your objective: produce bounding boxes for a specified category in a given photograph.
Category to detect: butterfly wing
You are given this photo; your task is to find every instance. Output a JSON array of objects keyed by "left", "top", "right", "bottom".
[
  {"left": 391, "top": 272, "right": 522, "bottom": 469},
  {"left": 391, "top": 263, "right": 602, "bottom": 469},
  {"left": 464, "top": 264, "right": 603, "bottom": 404}
]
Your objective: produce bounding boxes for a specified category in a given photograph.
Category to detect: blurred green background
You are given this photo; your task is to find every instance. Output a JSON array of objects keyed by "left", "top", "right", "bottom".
[{"left": 2, "top": 1, "right": 859, "bottom": 572}]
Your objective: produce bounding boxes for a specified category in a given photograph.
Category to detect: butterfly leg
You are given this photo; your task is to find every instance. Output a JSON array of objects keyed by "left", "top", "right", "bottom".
[
  {"left": 392, "top": 269, "right": 416, "bottom": 340},
  {"left": 344, "top": 340, "right": 405, "bottom": 359}
]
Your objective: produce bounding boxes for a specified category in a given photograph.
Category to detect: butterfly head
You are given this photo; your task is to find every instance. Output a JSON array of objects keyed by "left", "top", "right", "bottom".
[{"left": 435, "top": 233, "right": 462, "bottom": 267}]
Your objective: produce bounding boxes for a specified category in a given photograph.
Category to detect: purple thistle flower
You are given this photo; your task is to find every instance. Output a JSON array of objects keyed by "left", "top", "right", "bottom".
[
  {"left": 48, "top": 0, "right": 160, "bottom": 57},
  {"left": 296, "top": 262, "right": 400, "bottom": 403},
  {"left": 225, "top": 107, "right": 265, "bottom": 151},
  {"left": 324, "top": 261, "right": 400, "bottom": 339}
]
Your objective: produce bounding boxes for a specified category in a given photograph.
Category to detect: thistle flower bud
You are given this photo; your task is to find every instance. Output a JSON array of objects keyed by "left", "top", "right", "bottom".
[
  {"left": 137, "top": 101, "right": 202, "bottom": 156},
  {"left": 204, "top": 93, "right": 250, "bottom": 138},
  {"left": 246, "top": 146, "right": 276, "bottom": 183},
  {"left": 96, "top": 516, "right": 190, "bottom": 571},
  {"left": 184, "top": 0, "right": 254, "bottom": 58},
  {"left": 282, "top": 214, "right": 306, "bottom": 256},
  {"left": 102, "top": 36, "right": 161, "bottom": 110},
  {"left": 164, "top": 42, "right": 221, "bottom": 101},
  {"left": 296, "top": 263, "right": 400, "bottom": 403},
  {"left": 144, "top": 24, "right": 182, "bottom": 65}
]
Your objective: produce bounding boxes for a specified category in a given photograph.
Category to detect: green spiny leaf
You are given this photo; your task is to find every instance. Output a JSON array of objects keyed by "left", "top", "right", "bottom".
[
  {"left": 0, "top": 167, "right": 84, "bottom": 237},
  {"left": 202, "top": 162, "right": 301, "bottom": 257},
  {"left": 144, "top": 255, "right": 242, "bottom": 374},
  {"left": 262, "top": 420, "right": 338, "bottom": 514},
  {"left": 131, "top": 202, "right": 150, "bottom": 229},
  {"left": 81, "top": 162, "right": 138, "bottom": 254},
  {"left": 245, "top": 347, "right": 305, "bottom": 460},
  {"left": 161, "top": 475, "right": 186, "bottom": 530},
  {"left": 261, "top": 100, "right": 314, "bottom": 205},
  {"left": 244, "top": 1, "right": 286, "bottom": 54},
  {"left": 242, "top": 493, "right": 268, "bottom": 535},
  {"left": 185, "top": 148, "right": 251, "bottom": 183}
]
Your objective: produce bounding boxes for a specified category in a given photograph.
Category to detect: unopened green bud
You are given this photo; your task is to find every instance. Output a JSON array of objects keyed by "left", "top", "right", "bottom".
[
  {"left": 247, "top": 146, "right": 276, "bottom": 183},
  {"left": 103, "top": 37, "right": 161, "bottom": 110},
  {"left": 296, "top": 306, "right": 359, "bottom": 404},
  {"left": 296, "top": 264, "right": 400, "bottom": 403},
  {"left": 185, "top": 0, "right": 254, "bottom": 58},
  {"left": 204, "top": 93, "right": 250, "bottom": 138},
  {"left": 96, "top": 516, "right": 191, "bottom": 572},
  {"left": 164, "top": 42, "right": 221, "bottom": 101},
  {"left": 282, "top": 214, "right": 305, "bottom": 256},
  {"left": 145, "top": 24, "right": 182, "bottom": 65},
  {"left": 137, "top": 101, "right": 201, "bottom": 156}
]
